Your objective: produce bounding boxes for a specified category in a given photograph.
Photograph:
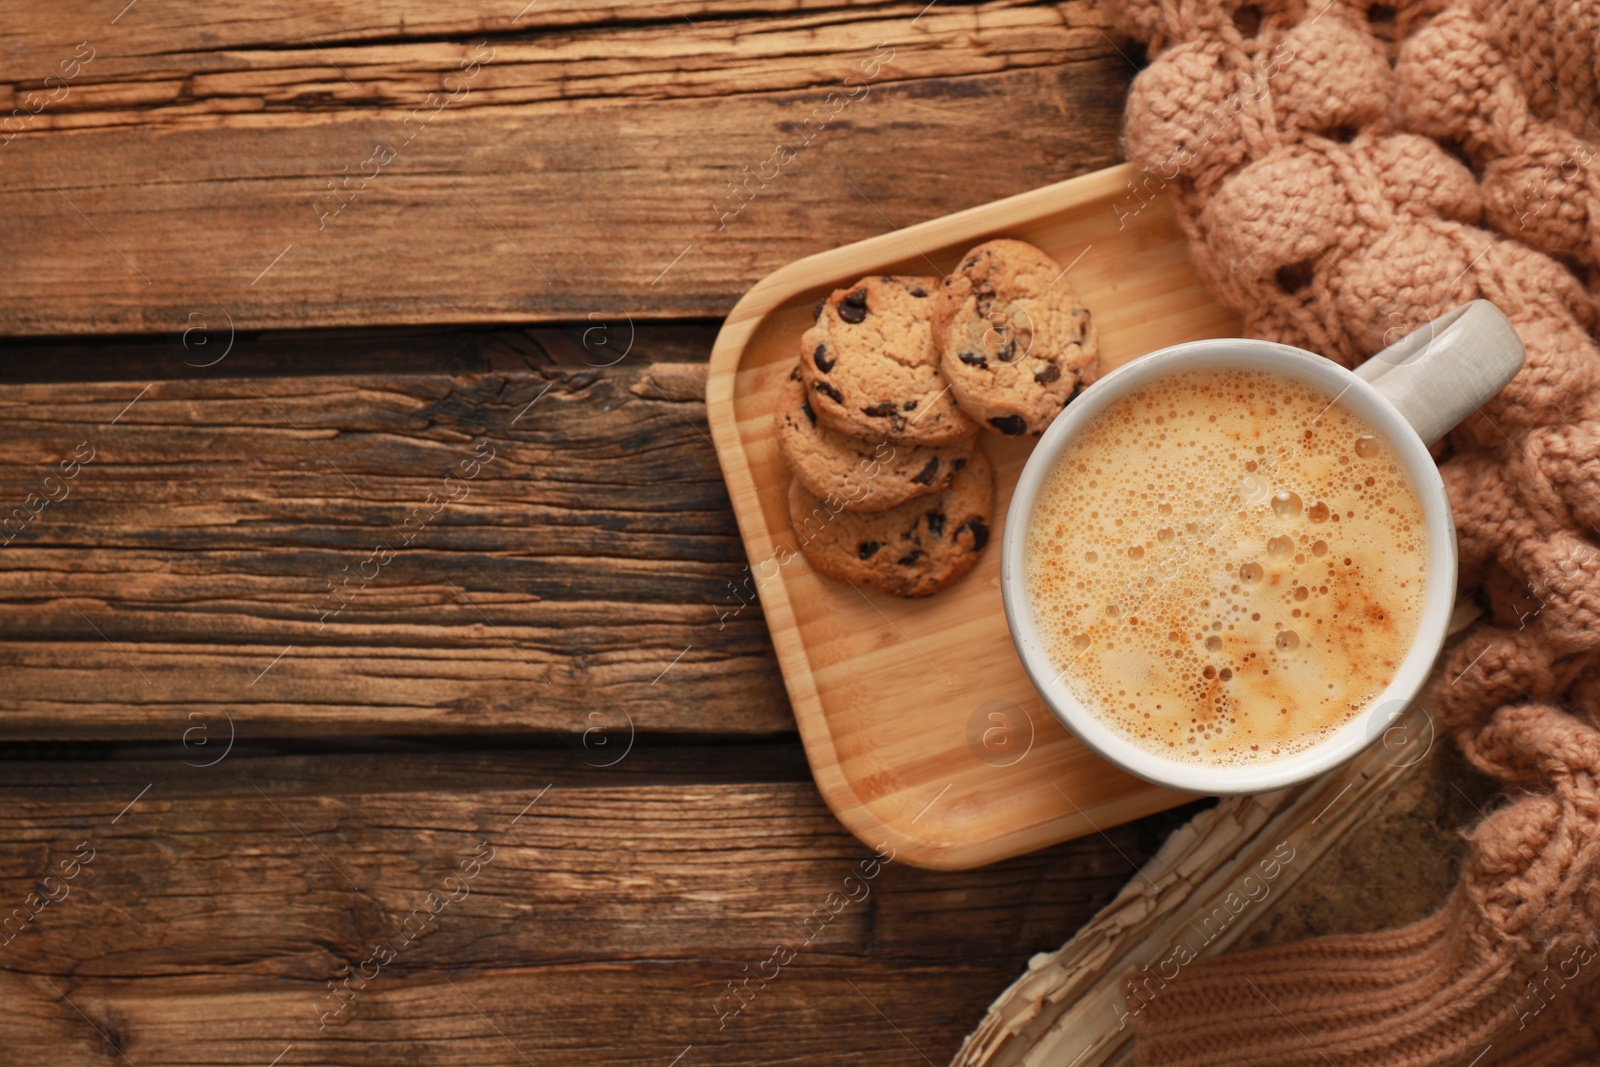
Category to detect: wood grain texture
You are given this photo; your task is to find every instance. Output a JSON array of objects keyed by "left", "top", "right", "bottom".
[
  {"left": 0, "top": 750, "right": 1203, "bottom": 1067},
  {"left": 0, "top": 0, "right": 1135, "bottom": 334},
  {"left": 706, "top": 165, "right": 1242, "bottom": 870},
  {"left": 0, "top": 0, "right": 1097, "bottom": 68},
  {"left": 0, "top": 335, "right": 794, "bottom": 740},
  {"left": 7, "top": 3, "right": 1121, "bottom": 120}
]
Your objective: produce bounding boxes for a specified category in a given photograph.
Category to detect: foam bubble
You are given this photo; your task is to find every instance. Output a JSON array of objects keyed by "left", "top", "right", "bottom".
[{"left": 1025, "top": 367, "right": 1428, "bottom": 767}]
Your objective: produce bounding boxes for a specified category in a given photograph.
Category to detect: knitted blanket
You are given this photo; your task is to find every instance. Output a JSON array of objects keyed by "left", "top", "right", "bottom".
[{"left": 1110, "top": 0, "right": 1600, "bottom": 1062}]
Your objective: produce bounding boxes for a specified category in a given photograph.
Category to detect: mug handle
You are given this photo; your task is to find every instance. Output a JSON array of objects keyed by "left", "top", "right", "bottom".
[{"left": 1353, "top": 300, "right": 1525, "bottom": 445}]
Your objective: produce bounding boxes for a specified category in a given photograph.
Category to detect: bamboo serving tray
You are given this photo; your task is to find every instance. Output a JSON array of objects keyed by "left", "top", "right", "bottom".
[{"left": 706, "top": 164, "right": 1242, "bottom": 870}]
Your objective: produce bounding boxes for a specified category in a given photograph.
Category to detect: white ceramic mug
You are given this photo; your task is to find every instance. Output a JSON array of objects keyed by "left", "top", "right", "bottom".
[{"left": 1000, "top": 301, "right": 1525, "bottom": 795}]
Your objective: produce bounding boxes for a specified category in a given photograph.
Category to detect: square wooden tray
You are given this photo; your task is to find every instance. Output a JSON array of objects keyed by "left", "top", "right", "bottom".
[{"left": 706, "top": 164, "right": 1242, "bottom": 870}]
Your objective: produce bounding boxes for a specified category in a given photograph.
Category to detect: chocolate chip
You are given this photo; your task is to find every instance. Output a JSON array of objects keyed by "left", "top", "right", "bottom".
[
  {"left": 911, "top": 458, "right": 939, "bottom": 486},
  {"left": 812, "top": 343, "right": 835, "bottom": 373},
  {"left": 890, "top": 414, "right": 907, "bottom": 434},
  {"left": 961, "top": 257, "right": 977, "bottom": 271},
  {"left": 989, "top": 414, "right": 1028, "bottom": 436},
  {"left": 1035, "top": 364, "right": 1062, "bottom": 384},
  {"left": 959, "top": 351, "right": 988, "bottom": 368},
  {"left": 814, "top": 381, "right": 844, "bottom": 404},
  {"left": 838, "top": 289, "right": 869, "bottom": 324},
  {"left": 857, "top": 541, "right": 881, "bottom": 560},
  {"left": 996, "top": 340, "right": 1017, "bottom": 362},
  {"left": 863, "top": 402, "right": 898, "bottom": 418},
  {"left": 902, "top": 400, "right": 918, "bottom": 411},
  {"left": 956, "top": 518, "right": 989, "bottom": 551},
  {"left": 897, "top": 550, "right": 925, "bottom": 566},
  {"left": 813, "top": 300, "right": 825, "bottom": 320},
  {"left": 801, "top": 399, "right": 817, "bottom": 426},
  {"left": 926, "top": 511, "right": 945, "bottom": 537},
  {"left": 838, "top": 304, "right": 868, "bottom": 325},
  {"left": 909, "top": 286, "right": 927, "bottom": 298}
]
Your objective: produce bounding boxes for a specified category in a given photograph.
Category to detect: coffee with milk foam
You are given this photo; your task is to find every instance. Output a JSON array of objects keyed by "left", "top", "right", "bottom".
[{"left": 1026, "top": 366, "right": 1427, "bottom": 766}]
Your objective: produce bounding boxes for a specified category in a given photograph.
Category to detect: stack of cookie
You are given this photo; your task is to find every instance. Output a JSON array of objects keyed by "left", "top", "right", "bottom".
[{"left": 777, "top": 239, "right": 1098, "bottom": 598}]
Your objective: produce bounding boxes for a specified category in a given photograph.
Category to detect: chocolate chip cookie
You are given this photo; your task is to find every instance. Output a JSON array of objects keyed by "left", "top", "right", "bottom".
[
  {"left": 799, "top": 274, "right": 978, "bottom": 446},
  {"left": 775, "top": 368, "right": 975, "bottom": 513},
  {"left": 933, "top": 239, "right": 1098, "bottom": 437},
  {"left": 787, "top": 448, "right": 994, "bottom": 598}
]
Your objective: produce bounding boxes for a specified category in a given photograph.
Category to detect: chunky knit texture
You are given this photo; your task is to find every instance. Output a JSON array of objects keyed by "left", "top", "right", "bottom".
[{"left": 1111, "top": 0, "right": 1600, "bottom": 1062}]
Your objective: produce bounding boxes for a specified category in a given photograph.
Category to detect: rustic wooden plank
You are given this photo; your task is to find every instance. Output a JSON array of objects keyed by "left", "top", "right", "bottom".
[
  {"left": 0, "top": 350, "right": 801, "bottom": 739},
  {"left": 0, "top": 0, "right": 1073, "bottom": 67},
  {"left": 0, "top": 0, "right": 1132, "bottom": 334},
  {"left": 1, "top": 966, "right": 1016, "bottom": 1066},
  {"left": 0, "top": 751, "right": 1202, "bottom": 1066},
  {"left": 8, "top": 2, "right": 1122, "bottom": 117},
  {"left": 0, "top": 751, "right": 1176, "bottom": 962}
]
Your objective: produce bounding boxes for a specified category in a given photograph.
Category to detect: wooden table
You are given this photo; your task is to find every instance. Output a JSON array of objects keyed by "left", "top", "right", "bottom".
[{"left": 0, "top": 4, "right": 1214, "bottom": 1063}]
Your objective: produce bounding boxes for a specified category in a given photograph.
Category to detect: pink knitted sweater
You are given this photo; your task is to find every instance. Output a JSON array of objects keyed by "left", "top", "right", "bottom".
[{"left": 1112, "top": 0, "right": 1600, "bottom": 1062}]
